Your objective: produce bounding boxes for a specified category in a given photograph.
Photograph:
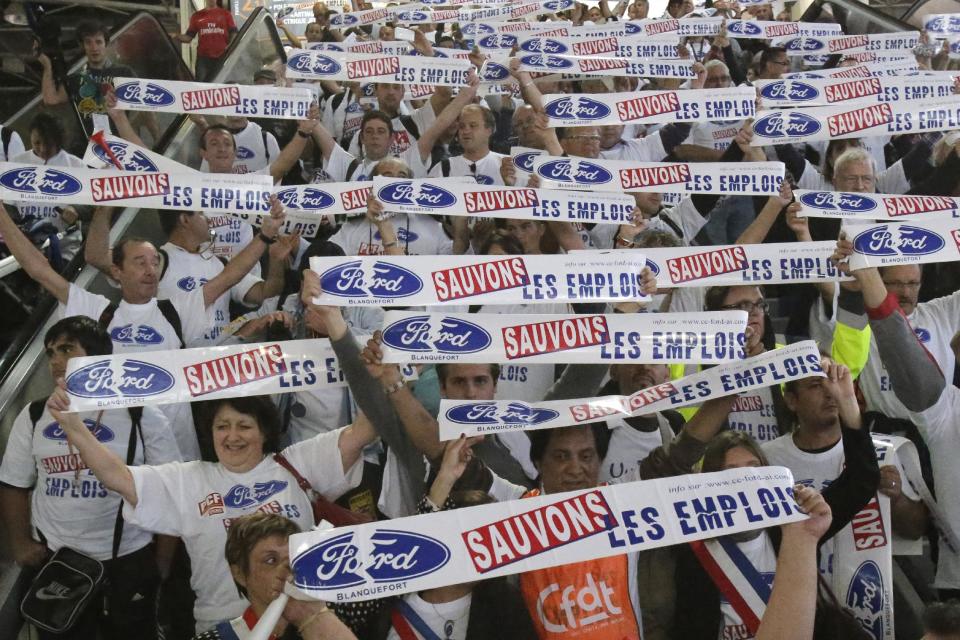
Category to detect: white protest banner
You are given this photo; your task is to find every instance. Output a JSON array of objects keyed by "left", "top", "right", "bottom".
[
  {"left": 111, "top": 78, "right": 313, "bottom": 119},
  {"left": 841, "top": 219, "right": 960, "bottom": 270},
  {"left": 517, "top": 54, "right": 696, "bottom": 79},
  {"left": 632, "top": 242, "right": 849, "bottom": 287},
  {"left": 841, "top": 52, "right": 915, "bottom": 64},
  {"left": 629, "top": 17, "right": 724, "bottom": 37},
  {"left": 377, "top": 310, "right": 747, "bottom": 364},
  {"left": 343, "top": 40, "right": 411, "bottom": 55},
  {"left": 776, "top": 32, "right": 921, "bottom": 56},
  {"left": 783, "top": 62, "right": 920, "bottom": 79},
  {"left": 923, "top": 13, "right": 960, "bottom": 37},
  {"left": 285, "top": 49, "right": 471, "bottom": 86},
  {"left": 370, "top": 176, "right": 636, "bottom": 223},
  {"left": 0, "top": 163, "right": 272, "bottom": 213},
  {"left": 460, "top": 6, "right": 512, "bottom": 22},
  {"left": 795, "top": 190, "right": 960, "bottom": 220},
  {"left": 725, "top": 20, "right": 797, "bottom": 39},
  {"left": 64, "top": 340, "right": 347, "bottom": 411},
  {"left": 755, "top": 76, "right": 956, "bottom": 107},
  {"left": 751, "top": 97, "right": 960, "bottom": 145},
  {"left": 468, "top": 20, "right": 572, "bottom": 37},
  {"left": 273, "top": 182, "right": 376, "bottom": 217},
  {"left": 83, "top": 131, "right": 198, "bottom": 174},
  {"left": 437, "top": 341, "right": 823, "bottom": 439},
  {"left": 542, "top": 87, "right": 756, "bottom": 127},
  {"left": 513, "top": 35, "right": 680, "bottom": 59},
  {"left": 391, "top": 8, "right": 461, "bottom": 23},
  {"left": 531, "top": 155, "right": 785, "bottom": 195},
  {"left": 308, "top": 252, "right": 650, "bottom": 307},
  {"left": 233, "top": 209, "right": 330, "bottom": 239},
  {"left": 329, "top": 6, "right": 392, "bottom": 27},
  {"left": 507, "top": 1, "right": 556, "bottom": 20},
  {"left": 290, "top": 465, "right": 805, "bottom": 602}
]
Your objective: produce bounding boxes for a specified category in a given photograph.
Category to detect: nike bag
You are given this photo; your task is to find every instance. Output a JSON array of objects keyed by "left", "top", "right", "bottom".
[{"left": 21, "top": 547, "right": 106, "bottom": 633}]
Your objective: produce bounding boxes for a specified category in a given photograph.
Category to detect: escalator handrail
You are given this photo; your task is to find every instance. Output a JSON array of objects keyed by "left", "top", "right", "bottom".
[{"left": 799, "top": 0, "right": 915, "bottom": 33}]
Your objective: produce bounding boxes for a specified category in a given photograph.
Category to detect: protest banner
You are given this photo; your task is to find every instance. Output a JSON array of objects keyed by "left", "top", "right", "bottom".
[
  {"left": 841, "top": 52, "right": 916, "bottom": 64},
  {"left": 464, "top": 20, "right": 572, "bottom": 38},
  {"left": 83, "top": 131, "right": 198, "bottom": 174},
  {"left": 530, "top": 155, "right": 785, "bottom": 195},
  {"left": 795, "top": 190, "right": 960, "bottom": 220},
  {"left": 751, "top": 97, "right": 960, "bottom": 145},
  {"left": 438, "top": 341, "right": 823, "bottom": 439},
  {"left": 391, "top": 8, "right": 462, "bottom": 23},
  {"left": 289, "top": 466, "right": 806, "bottom": 602},
  {"left": 517, "top": 54, "right": 696, "bottom": 79},
  {"left": 755, "top": 76, "right": 956, "bottom": 108},
  {"left": 0, "top": 162, "right": 272, "bottom": 213},
  {"left": 510, "top": 34, "right": 680, "bottom": 59},
  {"left": 329, "top": 6, "right": 392, "bottom": 27},
  {"left": 509, "top": 146, "right": 542, "bottom": 176},
  {"left": 111, "top": 78, "right": 314, "bottom": 119},
  {"left": 925, "top": 13, "right": 960, "bottom": 37},
  {"left": 341, "top": 39, "right": 412, "bottom": 55},
  {"left": 285, "top": 49, "right": 471, "bottom": 86},
  {"left": 273, "top": 182, "right": 379, "bottom": 217},
  {"left": 628, "top": 17, "right": 724, "bottom": 37},
  {"left": 377, "top": 310, "right": 747, "bottom": 364},
  {"left": 782, "top": 62, "right": 920, "bottom": 79},
  {"left": 308, "top": 252, "right": 650, "bottom": 306},
  {"left": 775, "top": 32, "right": 921, "bottom": 56},
  {"left": 542, "top": 87, "right": 756, "bottom": 127},
  {"left": 841, "top": 218, "right": 960, "bottom": 270},
  {"left": 370, "top": 176, "right": 636, "bottom": 223}
]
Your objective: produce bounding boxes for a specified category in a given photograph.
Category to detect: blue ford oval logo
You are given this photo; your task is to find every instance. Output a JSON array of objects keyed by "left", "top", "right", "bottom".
[
  {"left": 381, "top": 315, "right": 491, "bottom": 354},
  {"left": 799, "top": 191, "right": 877, "bottom": 212},
  {"left": 293, "top": 529, "right": 451, "bottom": 590},
  {"left": 223, "top": 480, "right": 288, "bottom": 509},
  {"left": 463, "top": 23, "right": 495, "bottom": 37},
  {"left": 399, "top": 11, "right": 428, "bottom": 20},
  {"left": 0, "top": 167, "right": 82, "bottom": 196},
  {"left": 728, "top": 21, "right": 762, "bottom": 36},
  {"left": 544, "top": 97, "right": 612, "bottom": 121},
  {"left": 536, "top": 159, "right": 613, "bottom": 185},
  {"left": 478, "top": 34, "right": 517, "bottom": 49},
  {"left": 543, "top": 0, "right": 573, "bottom": 9},
  {"left": 753, "top": 112, "right": 822, "bottom": 138},
  {"left": 445, "top": 401, "right": 559, "bottom": 426},
  {"left": 914, "top": 328, "right": 931, "bottom": 343},
  {"left": 377, "top": 182, "right": 456, "bottom": 209},
  {"left": 334, "top": 14, "right": 358, "bottom": 26},
  {"left": 760, "top": 81, "right": 819, "bottom": 102},
  {"left": 515, "top": 151, "right": 539, "bottom": 172},
  {"left": 481, "top": 62, "right": 510, "bottom": 82},
  {"left": 320, "top": 260, "right": 423, "bottom": 298},
  {"left": 276, "top": 187, "right": 336, "bottom": 210},
  {"left": 177, "top": 276, "right": 209, "bottom": 291},
  {"left": 845, "top": 560, "right": 884, "bottom": 639},
  {"left": 625, "top": 22, "right": 641, "bottom": 35},
  {"left": 645, "top": 258, "right": 661, "bottom": 276},
  {"left": 42, "top": 419, "right": 115, "bottom": 443},
  {"left": 115, "top": 82, "right": 175, "bottom": 107},
  {"left": 288, "top": 52, "right": 342, "bottom": 75},
  {"left": 520, "top": 38, "right": 568, "bottom": 54},
  {"left": 236, "top": 146, "right": 255, "bottom": 160},
  {"left": 853, "top": 225, "right": 945, "bottom": 257},
  {"left": 94, "top": 142, "right": 159, "bottom": 172},
  {"left": 519, "top": 54, "right": 573, "bottom": 69},
  {"left": 66, "top": 359, "right": 175, "bottom": 399},
  {"left": 110, "top": 324, "right": 164, "bottom": 345},
  {"left": 785, "top": 37, "right": 823, "bottom": 52}
]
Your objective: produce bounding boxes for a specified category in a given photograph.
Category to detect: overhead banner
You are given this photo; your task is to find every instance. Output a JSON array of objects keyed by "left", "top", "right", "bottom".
[
  {"left": 629, "top": 17, "right": 724, "bottom": 37},
  {"left": 290, "top": 466, "right": 806, "bottom": 602},
  {"left": 285, "top": 49, "right": 471, "bottom": 86},
  {"left": 776, "top": 32, "right": 921, "bottom": 56},
  {"left": 308, "top": 251, "right": 650, "bottom": 307},
  {"left": 841, "top": 219, "right": 960, "bottom": 270},
  {"left": 329, "top": 6, "right": 392, "bottom": 27},
  {"left": 841, "top": 52, "right": 915, "bottom": 65},
  {"left": 0, "top": 163, "right": 272, "bottom": 213},
  {"left": 755, "top": 76, "right": 957, "bottom": 108},
  {"left": 438, "top": 340, "right": 823, "bottom": 439},
  {"left": 510, "top": 35, "right": 680, "bottom": 59},
  {"left": 377, "top": 310, "right": 747, "bottom": 364},
  {"left": 111, "top": 78, "right": 314, "bottom": 119},
  {"left": 274, "top": 182, "right": 373, "bottom": 217},
  {"left": 783, "top": 62, "right": 920, "bottom": 79},
  {"left": 924, "top": 13, "right": 960, "bottom": 37},
  {"left": 530, "top": 155, "right": 785, "bottom": 195},
  {"left": 370, "top": 176, "right": 635, "bottom": 223},
  {"left": 465, "top": 21, "right": 572, "bottom": 37},
  {"left": 83, "top": 132, "right": 198, "bottom": 174},
  {"left": 542, "top": 87, "right": 755, "bottom": 127},
  {"left": 517, "top": 54, "right": 696, "bottom": 79},
  {"left": 750, "top": 97, "right": 960, "bottom": 145},
  {"left": 795, "top": 190, "right": 960, "bottom": 220}
]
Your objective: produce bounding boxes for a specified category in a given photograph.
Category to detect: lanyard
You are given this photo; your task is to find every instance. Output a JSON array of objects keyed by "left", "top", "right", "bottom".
[{"left": 391, "top": 599, "right": 443, "bottom": 640}]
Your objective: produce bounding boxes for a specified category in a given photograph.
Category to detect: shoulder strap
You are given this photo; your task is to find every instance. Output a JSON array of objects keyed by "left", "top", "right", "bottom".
[
  {"left": 158, "top": 247, "right": 170, "bottom": 281},
  {"left": 1, "top": 126, "right": 12, "bottom": 161},
  {"left": 273, "top": 452, "right": 313, "bottom": 492},
  {"left": 261, "top": 129, "right": 271, "bottom": 163},
  {"left": 331, "top": 91, "right": 347, "bottom": 112},
  {"left": 29, "top": 399, "right": 46, "bottom": 431},
  {"left": 98, "top": 302, "right": 119, "bottom": 330},
  {"left": 657, "top": 209, "right": 685, "bottom": 240},
  {"left": 156, "top": 299, "right": 185, "bottom": 348},
  {"left": 345, "top": 158, "right": 361, "bottom": 181},
  {"left": 441, "top": 158, "right": 451, "bottom": 177},
  {"left": 112, "top": 409, "right": 141, "bottom": 559},
  {"left": 398, "top": 114, "right": 420, "bottom": 139}
]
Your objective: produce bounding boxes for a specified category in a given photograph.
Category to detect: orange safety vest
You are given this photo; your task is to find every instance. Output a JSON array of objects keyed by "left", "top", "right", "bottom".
[{"left": 519, "top": 489, "right": 640, "bottom": 640}]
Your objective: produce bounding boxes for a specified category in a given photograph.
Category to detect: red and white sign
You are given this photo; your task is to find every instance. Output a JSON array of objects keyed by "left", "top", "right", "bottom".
[{"left": 112, "top": 78, "right": 314, "bottom": 120}]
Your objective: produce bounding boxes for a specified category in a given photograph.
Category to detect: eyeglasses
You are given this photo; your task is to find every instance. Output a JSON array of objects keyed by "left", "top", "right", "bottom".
[
  {"left": 720, "top": 300, "right": 769, "bottom": 314},
  {"left": 882, "top": 281, "right": 922, "bottom": 290},
  {"left": 770, "top": 59, "right": 790, "bottom": 67}
]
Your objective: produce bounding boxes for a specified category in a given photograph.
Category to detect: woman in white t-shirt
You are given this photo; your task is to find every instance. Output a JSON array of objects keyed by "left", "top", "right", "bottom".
[{"left": 47, "top": 391, "right": 375, "bottom": 632}]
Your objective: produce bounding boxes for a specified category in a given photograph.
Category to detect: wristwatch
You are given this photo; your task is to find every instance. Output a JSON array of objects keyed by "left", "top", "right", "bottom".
[{"left": 257, "top": 232, "right": 277, "bottom": 245}]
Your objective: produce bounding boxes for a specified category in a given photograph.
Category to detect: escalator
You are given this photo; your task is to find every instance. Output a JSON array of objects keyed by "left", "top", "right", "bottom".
[{"left": 0, "top": 8, "right": 287, "bottom": 636}]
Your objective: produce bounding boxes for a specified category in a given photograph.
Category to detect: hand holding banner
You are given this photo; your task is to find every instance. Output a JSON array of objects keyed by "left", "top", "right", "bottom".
[
  {"left": 841, "top": 219, "right": 960, "bottom": 270},
  {"left": 112, "top": 78, "right": 314, "bottom": 119},
  {"left": 290, "top": 466, "right": 806, "bottom": 602},
  {"left": 795, "top": 190, "right": 960, "bottom": 220},
  {"left": 755, "top": 76, "right": 956, "bottom": 108},
  {"left": 776, "top": 32, "right": 921, "bottom": 56},
  {"left": 517, "top": 54, "right": 696, "bottom": 79},
  {"left": 285, "top": 49, "right": 471, "bottom": 86}
]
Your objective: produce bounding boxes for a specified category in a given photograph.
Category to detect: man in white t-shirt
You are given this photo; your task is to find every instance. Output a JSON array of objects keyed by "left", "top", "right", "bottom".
[
  {"left": 0, "top": 315, "right": 180, "bottom": 639},
  {"left": 428, "top": 104, "right": 505, "bottom": 185},
  {"left": 346, "top": 80, "right": 452, "bottom": 158},
  {"left": 199, "top": 119, "right": 280, "bottom": 175},
  {"left": 0, "top": 202, "right": 286, "bottom": 459}
]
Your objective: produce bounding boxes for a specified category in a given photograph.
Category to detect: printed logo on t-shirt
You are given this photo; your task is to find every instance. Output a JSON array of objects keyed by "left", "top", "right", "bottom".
[
  {"left": 236, "top": 146, "right": 255, "bottom": 160},
  {"left": 177, "top": 276, "right": 210, "bottom": 292},
  {"left": 199, "top": 492, "right": 225, "bottom": 516},
  {"left": 474, "top": 174, "right": 495, "bottom": 185},
  {"left": 374, "top": 228, "right": 418, "bottom": 243},
  {"left": 536, "top": 573, "right": 624, "bottom": 633},
  {"left": 223, "top": 480, "right": 289, "bottom": 508},
  {"left": 110, "top": 324, "right": 164, "bottom": 345},
  {"left": 41, "top": 419, "right": 115, "bottom": 443},
  {"left": 391, "top": 130, "right": 412, "bottom": 155},
  {"left": 914, "top": 327, "right": 931, "bottom": 343}
]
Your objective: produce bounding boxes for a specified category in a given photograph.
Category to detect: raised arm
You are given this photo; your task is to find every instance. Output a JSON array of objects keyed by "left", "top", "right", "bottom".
[
  {"left": 84, "top": 206, "right": 115, "bottom": 275},
  {"left": 243, "top": 232, "right": 300, "bottom": 305},
  {"left": 416, "top": 71, "right": 479, "bottom": 164},
  {"left": 735, "top": 181, "right": 793, "bottom": 245},
  {"left": 37, "top": 53, "right": 67, "bottom": 106},
  {"left": 0, "top": 204, "right": 70, "bottom": 303},
  {"left": 106, "top": 91, "right": 147, "bottom": 148},
  {"left": 47, "top": 386, "right": 138, "bottom": 506},
  {"left": 270, "top": 102, "right": 320, "bottom": 183}
]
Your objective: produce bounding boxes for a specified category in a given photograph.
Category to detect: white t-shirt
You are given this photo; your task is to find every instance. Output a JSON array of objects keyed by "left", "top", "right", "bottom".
[
  {"left": 727, "top": 387, "right": 780, "bottom": 444},
  {"left": 9, "top": 149, "right": 85, "bottom": 233},
  {"left": 123, "top": 427, "right": 362, "bottom": 628},
  {"left": 858, "top": 291, "right": 960, "bottom": 420},
  {"left": 600, "top": 416, "right": 668, "bottom": 483},
  {"left": 157, "top": 242, "right": 261, "bottom": 345},
  {"left": 0, "top": 403, "right": 180, "bottom": 560},
  {"left": 203, "top": 166, "right": 270, "bottom": 269},
  {"left": 329, "top": 213, "right": 453, "bottom": 256},
  {"left": 62, "top": 283, "right": 208, "bottom": 460},
  {"left": 0, "top": 126, "right": 26, "bottom": 161},
  {"left": 429, "top": 151, "right": 506, "bottom": 185},
  {"left": 717, "top": 533, "right": 777, "bottom": 640},
  {"left": 286, "top": 386, "right": 352, "bottom": 445},
  {"left": 322, "top": 89, "right": 365, "bottom": 142},
  {"left": 347, "top": 102, "right": 436, "bottom": 157},
  {"left": 200, "top": 122, "right": 280, "bottom": 175},
  {"left": 685, "top": 120, "right": 741, "bottom": 152},
  {"left": 321, "top": 143, "right": 429, "bottom": 183},
  {"left": 385, "top": 592, "right": 473, "bottom": 640},
  {"left": 658, "top": 198, "right": 708, "bottom": 245},
  {"left": 600, "top": 135, "right": 667, "bottom": 162}
]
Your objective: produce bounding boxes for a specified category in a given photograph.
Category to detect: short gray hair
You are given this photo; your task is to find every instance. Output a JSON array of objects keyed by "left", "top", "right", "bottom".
[{"left": 833, "top": 147, "right": 875, "bottom": 177}]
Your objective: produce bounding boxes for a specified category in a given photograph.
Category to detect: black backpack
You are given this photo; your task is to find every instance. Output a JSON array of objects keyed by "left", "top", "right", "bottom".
[{"left": 98, "top": 300, "right": 184, "bottom": 349}]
